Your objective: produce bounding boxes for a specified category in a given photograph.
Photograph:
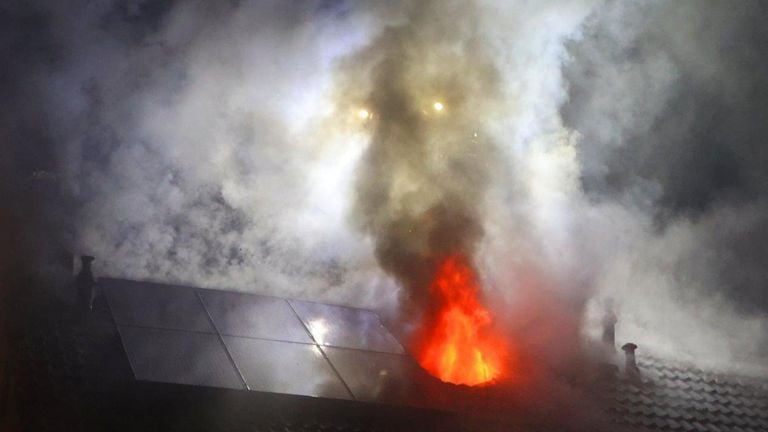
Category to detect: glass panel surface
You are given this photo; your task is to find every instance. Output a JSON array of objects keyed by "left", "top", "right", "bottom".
[
  {"left": 323, "top": 347, "right": 439, "bottom": 407},
  {"left": 103, "top": 278, "right": 214, "bottom": 332},
  {"left": 198, "top": 290, "right": 312, "bottom": 343},
  {"left": 288, "top": 300, "right": 405, "bottom": 354},
  {"left": 223, "top": 336, "right": 352, "bottom": 400},
  {"left": 119, "top": 325, "right": 244, "bottom": 389}
]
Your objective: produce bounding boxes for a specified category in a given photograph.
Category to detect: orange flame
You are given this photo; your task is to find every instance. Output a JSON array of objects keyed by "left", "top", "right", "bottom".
[{"left": 415, "top": 254, "right": 508, "bottom": 386}]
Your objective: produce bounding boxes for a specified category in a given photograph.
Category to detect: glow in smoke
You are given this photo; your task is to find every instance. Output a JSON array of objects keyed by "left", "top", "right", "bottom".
[{"left": 36, "top": 0, "right": 767, "bottom": 374}]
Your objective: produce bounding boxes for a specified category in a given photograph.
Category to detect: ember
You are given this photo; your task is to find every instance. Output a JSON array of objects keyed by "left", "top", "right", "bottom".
[{"left": 415, "top": 255, "right": 509, "bottom": 386}]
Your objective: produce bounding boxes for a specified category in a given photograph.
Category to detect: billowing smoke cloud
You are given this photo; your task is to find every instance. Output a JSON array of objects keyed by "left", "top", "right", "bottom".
[
  {"left": 7, "top": 0, "right": 399, "bottom": 306},
  {"left": 563, "top": 0, "right": 768, "bottom": 371},
  {"left": 337, "top": 0, "right": 503, "bottom": 312},
  {"left": 3, "top": 0, "right": 768, "bottom": 381}
]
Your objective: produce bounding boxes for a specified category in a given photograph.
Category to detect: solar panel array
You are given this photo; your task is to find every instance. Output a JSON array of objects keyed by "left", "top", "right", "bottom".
[{"left": 101, "top": 278, "right": 440, "bottom": 406}]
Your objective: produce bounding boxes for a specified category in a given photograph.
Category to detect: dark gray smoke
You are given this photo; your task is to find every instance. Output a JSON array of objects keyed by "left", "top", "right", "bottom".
[
  {"left": 564, "top": 0, "right": 768, "bottom": 370},
  {"left": 338, "top": 0, "right": 502, "bottom": 310}
]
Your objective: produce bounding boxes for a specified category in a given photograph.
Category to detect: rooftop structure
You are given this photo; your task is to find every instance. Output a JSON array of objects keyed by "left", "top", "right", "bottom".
[{"left": 4, "top": 259, "right": 768, "bottom": 431}]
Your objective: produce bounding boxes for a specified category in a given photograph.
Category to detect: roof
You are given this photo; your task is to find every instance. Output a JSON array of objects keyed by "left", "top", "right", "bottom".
[
  {"left": 6, "top": 275, "right": 464, "bottom": 431},
  {"left": 8, "top": 271, "right": 768, "bottom": 431},
  {"left": 600, "top": 355, "right": 768, "bottom": 431}
]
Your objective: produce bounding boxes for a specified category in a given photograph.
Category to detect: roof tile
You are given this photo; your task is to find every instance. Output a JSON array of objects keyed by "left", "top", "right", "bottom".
[{"left": 604, "top": 354, "right": 768, "bottom": 432}]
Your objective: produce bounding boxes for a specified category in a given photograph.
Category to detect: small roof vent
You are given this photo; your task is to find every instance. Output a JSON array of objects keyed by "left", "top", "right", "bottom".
[{"left": 621, "top": 342, "right": 640, "bottom": 378}]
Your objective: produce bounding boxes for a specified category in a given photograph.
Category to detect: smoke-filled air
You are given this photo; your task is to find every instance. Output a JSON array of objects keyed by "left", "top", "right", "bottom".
[
  {"left": 5, "top": 0, "right": 768, "bottom": 394},
  {"left": 336, "top": 1, "right": 512, "bottom": 385}
]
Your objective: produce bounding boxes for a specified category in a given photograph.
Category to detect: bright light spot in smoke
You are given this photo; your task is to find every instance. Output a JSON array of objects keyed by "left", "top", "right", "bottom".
[
  {"left": 433, "top": 101, "right": 445, "bottom": 111},
  {"left": 357, "top": 108, "right": 371, "bottom": 120}
]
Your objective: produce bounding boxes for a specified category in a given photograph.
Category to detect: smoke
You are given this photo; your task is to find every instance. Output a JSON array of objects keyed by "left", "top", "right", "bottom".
[
  {"left": 4, "top": 0, "right": 768, "bottom": 388},
  {"left": 336, "top": 0, "right": 503, "bottom": 312},
  {"left": 563, "top": 0, "right": 768, "bottom": 372},
  {"left": 330, "top": 1, "right": 612, "bottom": 391},
  {"left": 4, "top": 0, "right": 401, "bottom": 306}
]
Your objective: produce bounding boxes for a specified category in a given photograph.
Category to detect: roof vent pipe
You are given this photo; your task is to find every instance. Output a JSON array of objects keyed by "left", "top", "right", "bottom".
[{"left": 621, "top": 342, "right": 639, "bottom": 377}]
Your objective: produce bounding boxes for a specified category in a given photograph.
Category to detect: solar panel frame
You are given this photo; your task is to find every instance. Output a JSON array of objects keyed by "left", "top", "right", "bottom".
[
  {"left": 197, "top": 289, "right": 313, "bottom": 343},
  {"left": 288, "top": 299, "right": 405, "bottom": 354},
  {"left": 322, "top": 347, "right": 443, "bottom": 408},
  {"left": 102, "top": 277, "right": 434, "bottom": 406},
  {"left": 222, "top": 336, "right": 353, "bottom": 400},
  {"left": 102, "top": 278, "right": 215, "bottom": 333},
  {"left": 118, "top": 325, "right": 246, "bottom": 390}
]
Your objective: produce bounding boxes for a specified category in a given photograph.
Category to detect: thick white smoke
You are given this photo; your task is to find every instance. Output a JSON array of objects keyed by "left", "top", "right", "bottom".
[
  {"left": 28, "top": 0, "right": 767, "bottom": 374},
  {"left": 565, "top": 1, "right": 768, "bottom": 373},
  {"left": 50, "top": 1, "right": 396, "bottom": 307}
]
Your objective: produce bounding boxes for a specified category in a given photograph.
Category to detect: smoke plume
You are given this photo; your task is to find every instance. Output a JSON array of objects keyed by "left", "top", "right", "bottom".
[
  {"left": 3, "top": 0, "right": 768, "bottom": 383},
  {"left": 338, "top": 0, "right": 502, "bottom": 311}
]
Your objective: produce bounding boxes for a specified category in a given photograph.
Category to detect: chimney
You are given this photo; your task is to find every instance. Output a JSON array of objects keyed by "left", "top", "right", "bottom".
[
  {"left": 601, "top": 298, "right": 617, "bottom": 350},
  {"left": 621, "top": 342, "right": 639, "bottom": 377},
  {"left": 76, "top": 256, "right": 96, "bottom": 313}
]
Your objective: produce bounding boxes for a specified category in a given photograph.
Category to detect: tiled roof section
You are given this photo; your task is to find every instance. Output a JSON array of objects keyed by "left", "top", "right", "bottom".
[{"left": 602, "top": 355, "right": 768, "bottom": 432}]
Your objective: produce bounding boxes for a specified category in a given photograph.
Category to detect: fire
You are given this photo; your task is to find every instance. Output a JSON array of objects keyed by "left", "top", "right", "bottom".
[{"left": 415, "top": 254, "right": 508, "bottom": 386}]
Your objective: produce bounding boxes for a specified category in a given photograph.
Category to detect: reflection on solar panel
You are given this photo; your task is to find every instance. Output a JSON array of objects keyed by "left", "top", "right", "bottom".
[
  {"left": 289, "top": 300, "right": 405, "bottom": 354},
  {"left": 224, "top": 337, "right": 352, "bottom": 399},
  {"left": 101, "top": 278, "right": 428, "bottom": 406},
  {"left": 199, "top": 290, "right": 312, "bottom": 343}
]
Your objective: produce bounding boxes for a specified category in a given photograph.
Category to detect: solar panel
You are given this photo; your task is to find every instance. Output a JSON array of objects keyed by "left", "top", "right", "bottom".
[
  {"left": 322, "top": 347, "right": 429, "bottom": 406},
  {"left": 102, "top": 277, "right": 440, "bottom": 406},
  {"left": 118, "top": 325, "right": 245, "bottom": 390},
  {"left": 198, "top": 290, "right": 312, "bottom": 343},
  {"left": 288, "top": 300, "right": 405, "bottom": 354},
  {"left": 223, "top": 336, "right": 352, "bottom": 400},
  {"left": 102, "top": 278, "right": 214, "bottom": 332}
]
